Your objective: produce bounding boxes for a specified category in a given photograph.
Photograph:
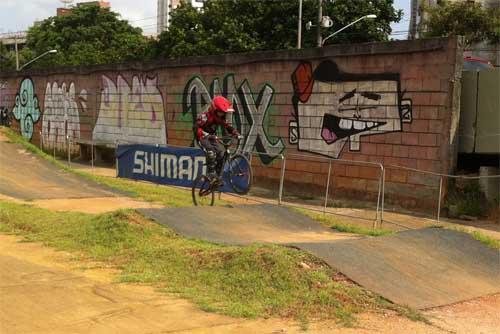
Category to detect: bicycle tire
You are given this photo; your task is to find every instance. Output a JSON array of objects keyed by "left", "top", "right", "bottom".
[
  {"left": 228, "top": 154, "right": 252, "bottom": 195},
  {"left": 192, "top": 175, "right": 215, "bottom": 206}
]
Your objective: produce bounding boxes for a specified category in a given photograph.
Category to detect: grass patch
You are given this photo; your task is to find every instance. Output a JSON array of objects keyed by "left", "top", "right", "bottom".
[
  {"left": 426, "top": 225, "right": 499, "bottom": 249},
  {"left": 296, "top": 208, "right": 394, "bottom": 237},
  {"left": 0, "top": 200, "right": 424, "bottom": 324},
  {"left": 448, "top": 226, "right": 500, "bottom": 249},
  {"left": 445, "top": 181, "right": 490, "bottom": 218},
  {"left": 470, "top": 231, "right": 500, "bottom": 249},
  {"left": 2, "top": 127, "right": 196, "bottom": 207}
]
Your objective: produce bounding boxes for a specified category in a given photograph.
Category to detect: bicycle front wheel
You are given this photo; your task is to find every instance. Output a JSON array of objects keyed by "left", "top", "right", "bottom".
[
  {"left": 228, "top": 154, "right": 252, "bottom": 195},
  {"left": 192, "top": 175, "right": 215, "bottom": 206}
]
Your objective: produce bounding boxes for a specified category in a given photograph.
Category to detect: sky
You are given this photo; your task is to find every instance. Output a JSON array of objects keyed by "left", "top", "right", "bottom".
[{"left": 0, "top": 0, "right": 411, "bottom": 38}]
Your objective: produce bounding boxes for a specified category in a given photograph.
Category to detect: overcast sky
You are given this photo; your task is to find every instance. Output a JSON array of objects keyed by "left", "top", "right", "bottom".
[{"left": 0, "top": 0, "right": 411, "bottom": 38}]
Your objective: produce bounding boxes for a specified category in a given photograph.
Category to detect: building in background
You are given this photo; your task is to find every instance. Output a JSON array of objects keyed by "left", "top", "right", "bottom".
[
  {"left": 409, "top": 0, "right": 499, "bottom": 66},
  {"left": 57, "top": 1, "right": 111, "bottom": 17},
  {"left": 157, "top": 0, "right": 205, "bottom": 34},
  {"left": 0, "top": 32, "right": 27, "bottom": 52}
]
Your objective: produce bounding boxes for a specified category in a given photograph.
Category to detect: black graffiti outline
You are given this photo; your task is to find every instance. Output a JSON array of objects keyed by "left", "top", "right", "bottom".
[{"left": 290, "top": 60, "right": 413, "bottom": 156}]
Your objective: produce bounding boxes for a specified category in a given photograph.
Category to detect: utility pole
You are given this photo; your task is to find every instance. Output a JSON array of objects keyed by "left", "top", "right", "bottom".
[
  {"left": 316, "top": 0, "right": 323, "bottom": 47},
  {"left": 297, "top": 0, "right": 303, "bottom": 49},
  {"left": 14, "top": 36, "right": 19, "bottom": 71}
]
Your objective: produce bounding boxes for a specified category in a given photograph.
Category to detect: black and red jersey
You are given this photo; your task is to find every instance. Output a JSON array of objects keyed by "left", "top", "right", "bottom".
[{"left": 194, "top": 110, "right": 236, "bottom": 140}]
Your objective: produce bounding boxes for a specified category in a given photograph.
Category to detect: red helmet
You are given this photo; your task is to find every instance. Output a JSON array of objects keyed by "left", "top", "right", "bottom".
[{"left": 211, "top": 96, "right": 234, "bottom": 113}]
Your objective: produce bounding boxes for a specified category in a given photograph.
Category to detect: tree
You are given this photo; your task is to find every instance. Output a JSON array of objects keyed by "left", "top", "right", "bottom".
[
  {"left": 0, "top": 43, "right": 16, "bottom": 72},
  {"left": 421, "top": 1, "right": 500, "bottom": 46},
  {"left": 24, "top": 4, "right": 149, "bottom": 68},
  {"left": 154, "top": 0, "right": 402, "bottom": 58}
]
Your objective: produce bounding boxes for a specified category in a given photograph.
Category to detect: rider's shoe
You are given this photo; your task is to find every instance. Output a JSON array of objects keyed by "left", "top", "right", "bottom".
[{"left": 211, "top": 176, "right": 224, "bottom": 187}]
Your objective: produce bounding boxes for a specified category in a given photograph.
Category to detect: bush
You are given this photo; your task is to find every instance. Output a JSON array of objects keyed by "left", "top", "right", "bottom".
[{"left": 446, "top": 181, "right": 489, "bottom": 217}]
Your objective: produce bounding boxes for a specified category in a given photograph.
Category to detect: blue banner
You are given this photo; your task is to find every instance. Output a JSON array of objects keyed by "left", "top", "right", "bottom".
[{"left": 116, "top": 144, "right": 234, "bottom": 192}]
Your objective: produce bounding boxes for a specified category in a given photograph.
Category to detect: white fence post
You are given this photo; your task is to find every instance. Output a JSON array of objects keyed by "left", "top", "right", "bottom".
[
  {"left": 323, "top": 159, "right": 332, "bottom": 214},
  {"left": 278, "top": 154, "right": 286, "bottom": 205}
]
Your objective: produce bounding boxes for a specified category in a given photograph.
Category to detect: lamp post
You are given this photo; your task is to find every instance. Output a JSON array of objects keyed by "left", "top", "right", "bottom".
[
  {"left": 321, "top": 14, "right": 377, "bottom": 46},
  {"left": 17, "top": 49, "right": 58, "bottom": 71},
  {"left": 297, "top": 0, "right": 303, "bottom": 49},
  {"left": 316, "top": 0, "right": 323, "bottom": 47}
]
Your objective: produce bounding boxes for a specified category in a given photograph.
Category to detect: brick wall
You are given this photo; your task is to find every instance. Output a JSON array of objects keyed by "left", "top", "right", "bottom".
[{"left": 0, "top": 37, "right": 464, "bottom": 208}]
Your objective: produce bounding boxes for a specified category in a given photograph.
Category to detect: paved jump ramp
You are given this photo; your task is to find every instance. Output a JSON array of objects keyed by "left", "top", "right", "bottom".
[
  {"left": 139, "top": 205, "right": 356, "bottom": 245},
  {"left": 0, "top": 137, "right": 119, "bottom": 200},
  {"left": 296, "top": 228, "right": 500, "bottom": 309},
  {"left": 141, "top": 205, "right": 500, "bottom": 309}
]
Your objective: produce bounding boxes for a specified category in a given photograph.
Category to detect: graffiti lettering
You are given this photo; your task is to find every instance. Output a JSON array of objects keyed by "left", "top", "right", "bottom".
[
  {"left": 12, "top": 78, "right": 41, "bottom": 140},
  {"left": 183, "top": 75, "right": 284, "bottom": 164},
  {"left": 290, "top": 60, "right": 412, "bottom": 158},
  {"left": 132, "top": 150, "right": 206, "bottom": 180},
  {"left": 42, "top": 82, "right": 85, "bottom": 150},
  {"left": 93, "top": 75, "right": 167, "bottom": 145}
]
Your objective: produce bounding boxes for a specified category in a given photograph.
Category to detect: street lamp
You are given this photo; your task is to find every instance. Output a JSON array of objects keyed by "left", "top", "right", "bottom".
[
  {"left": 17, "top": 49, "right": 58, "bottom": 71},
  {"left": 297, "top": 0, "right": 303, "bottom": 49},
  {"left": 322, "top": 14, "right": 377, "bottom": 46}
]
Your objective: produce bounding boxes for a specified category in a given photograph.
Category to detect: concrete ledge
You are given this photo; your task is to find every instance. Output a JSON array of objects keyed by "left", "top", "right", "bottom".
[{"left": 0, "top": 37, "right": 457, "bottom": 77}]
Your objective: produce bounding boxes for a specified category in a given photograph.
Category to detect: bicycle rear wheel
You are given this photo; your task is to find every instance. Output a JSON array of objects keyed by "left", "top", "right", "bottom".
[
  {"left": 192, "top": 175, "right": 215, "bottom": 206},
  {"left": 228, "top": 154, "right": 252, "bottom": 195}
]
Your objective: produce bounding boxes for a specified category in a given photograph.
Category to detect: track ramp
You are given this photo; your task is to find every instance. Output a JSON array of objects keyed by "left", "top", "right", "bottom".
[{"left": 141, "top": 205, "right": 500, "bottom": 309}]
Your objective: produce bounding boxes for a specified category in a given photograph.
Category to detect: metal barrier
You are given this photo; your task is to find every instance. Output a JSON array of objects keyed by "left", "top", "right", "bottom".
[
  {"left": 36, "top": 130, "right": 498, "bottom": 230},
  {"left": 384, "top": 164, "right": 500, "bottom": 225},
  {"left": 271, "top": 152, "right": 384, "bottom": 227}
]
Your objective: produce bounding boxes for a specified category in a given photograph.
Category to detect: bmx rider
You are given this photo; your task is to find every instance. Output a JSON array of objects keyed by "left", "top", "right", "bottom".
[{"left": 194, "top": 96, "right": 240, "bottom": 185}]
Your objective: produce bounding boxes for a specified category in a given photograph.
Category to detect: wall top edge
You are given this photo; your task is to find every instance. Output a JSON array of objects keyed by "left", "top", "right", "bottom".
[{"left": 0, "top": 37, "right": 457, "bottom": 78}]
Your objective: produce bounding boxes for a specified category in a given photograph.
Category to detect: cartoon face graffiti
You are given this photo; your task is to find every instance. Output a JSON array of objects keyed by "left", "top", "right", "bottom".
[{"left": 290, "top": 61, "right": 412, "bottom": 158}]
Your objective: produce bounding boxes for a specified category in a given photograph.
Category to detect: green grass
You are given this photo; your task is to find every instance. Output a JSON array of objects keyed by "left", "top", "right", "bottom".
[
  {"left": 2, "top": 127, "right": 196, "bottom": 207},
  {"left": 445, "top": 226, "right": 500, "bottom": 249},
  {"left": 296, "top": 208, "right": 394, "bottom": 237},
  {"left": 470, "top": 231, "right": 500, "bottom": 249},
  {"left": 0, "top": 200, "right": 424, "bottom": 324},
  {"left": 416, "top": 224, "right": 499, "bottom": 249}
]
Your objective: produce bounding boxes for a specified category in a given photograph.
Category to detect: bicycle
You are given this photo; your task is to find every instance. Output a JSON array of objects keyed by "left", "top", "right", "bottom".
[{"left": 192, "top": 135, "right": 252, "bottom": 206}]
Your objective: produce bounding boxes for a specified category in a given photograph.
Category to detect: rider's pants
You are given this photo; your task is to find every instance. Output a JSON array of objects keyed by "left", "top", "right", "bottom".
[{"left": 199, "top": 137, "right": 225, "bottom": 175}]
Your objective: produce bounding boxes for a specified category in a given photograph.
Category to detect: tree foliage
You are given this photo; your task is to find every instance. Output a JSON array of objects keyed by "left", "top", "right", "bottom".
[
  {"left": 154, "top": 0, "right": 402, "bottom": 58},
  {"left": 421, "top": 1, "right": 500, "bottom": 45},
  {"left": 0, "top": 43, "right": 16, "bottom": 72},
  {"left": 24, "top": 4, "right": 149, "bottom": 68}
]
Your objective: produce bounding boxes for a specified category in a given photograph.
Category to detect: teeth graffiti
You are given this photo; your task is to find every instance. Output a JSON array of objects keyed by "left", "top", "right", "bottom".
[
  {"left": 339, "top": 119, "right": 353, "bottom": 129},
  {"left": 353, "top": 120, "right": 365, "bottom": 130},
  {"left": 339, "top": 118, "right": 379, "bottom": 130}
]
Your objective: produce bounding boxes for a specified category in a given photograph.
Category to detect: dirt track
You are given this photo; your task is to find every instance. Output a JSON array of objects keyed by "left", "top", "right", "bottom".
[
  {"left": 1, "top": 128, "right": 500, "bottom": 333},
  {"left": 1, "top": 234, "right": 499, "bottom": 334}
]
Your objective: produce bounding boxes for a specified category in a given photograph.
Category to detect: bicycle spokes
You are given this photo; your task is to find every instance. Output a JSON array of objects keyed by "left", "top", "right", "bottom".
[{"left": 192, "top": 175, "right": 215, "bottom": 206}]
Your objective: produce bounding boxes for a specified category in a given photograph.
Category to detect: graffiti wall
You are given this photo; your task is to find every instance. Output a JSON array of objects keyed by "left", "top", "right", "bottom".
[
  {"left": 92, "top": 75, "right": 167, "bottom": 145},
  {"left": 42, "top": 82, "right": 85, "bottom": 151},
  {"left": 0, "top": 37, "right": 462, "bottom": 208},
  {"left": 12, "top": 78, "right": 41, "bottom": 140},
  {"left": 290, "top": 60, "right": 412, "bottom": 158},
  {"left": 182, "top": 74, "right": 285, "bottom": 164}
]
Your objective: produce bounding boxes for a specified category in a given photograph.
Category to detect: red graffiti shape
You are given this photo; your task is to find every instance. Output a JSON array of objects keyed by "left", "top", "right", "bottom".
[{"left": 292, "top": 62, "right": 314, "bottom": 103}]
